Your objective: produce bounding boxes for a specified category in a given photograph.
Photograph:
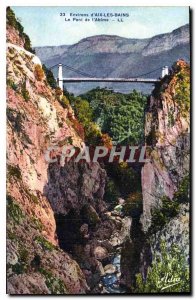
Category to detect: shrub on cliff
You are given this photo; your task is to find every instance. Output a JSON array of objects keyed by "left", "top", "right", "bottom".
[
  {"left": 84, "top": 122, "right": 102, "bottom": 146},
  {"left": 149, "top": 175, "right": 190, "bottom": 234},
  {"left": 59, "top": 96, "right": 70, "bottom": 109},
  {"left": 21, "top": 82, "right": 30, "bottom": 102},
  {"left": 174, "top": 175, "right": 190, "bottom": 204},
  {"left": 6, "top": 7, "right": 35, "bottom": 54},
  {"left": 149, "top": 196, "right": 180, "bottom": 234},
  {"left": 172, "top": 60, "right": 190, "bottom": 118},
  {"left": 135, "top": 241, "right": 190, "bottom": 293},
  {"left": 34, "top": 64, "right": 45, "bottom": 81}
]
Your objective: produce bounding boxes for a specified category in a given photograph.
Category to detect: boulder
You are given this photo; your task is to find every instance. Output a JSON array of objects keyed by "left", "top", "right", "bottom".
[{"left": 93, "top": 246, "right": 108, "bottom": 261}]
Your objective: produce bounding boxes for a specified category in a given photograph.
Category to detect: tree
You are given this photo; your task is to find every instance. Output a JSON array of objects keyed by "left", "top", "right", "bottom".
[{"left": 80, "top": 88, "right": 147, "bottom": 145}]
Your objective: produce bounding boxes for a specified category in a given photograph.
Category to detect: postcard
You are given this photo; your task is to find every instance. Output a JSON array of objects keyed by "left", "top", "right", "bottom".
[{"left": 6, "top": 6, "right": 190, "bottom": 295}]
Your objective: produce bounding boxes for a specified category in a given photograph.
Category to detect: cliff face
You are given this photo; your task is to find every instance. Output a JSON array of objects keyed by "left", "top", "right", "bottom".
[
  {"left": 120, "top": 60, "right": 190, "bottom": 289},
  {"left": 141, "top": 60, "right": 190, "bottom": 232},
  {"left": 6, "top": 24, "right": 111, "bottom": 294},
  {"left": 142, "top": 25, "right": 189, "bottom": 56}
]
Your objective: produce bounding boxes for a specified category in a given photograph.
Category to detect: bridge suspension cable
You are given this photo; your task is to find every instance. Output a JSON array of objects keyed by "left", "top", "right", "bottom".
[
  {"left": 134, "top": 66, "right": 163, "bottom": 78},
  {"left": 49, "top": 63, "right": 94, "bottom": 78},
  {"left": 49, "top": 62, "right": 168, "bottom": 89},
  {"left": 49, "top": 63, "right": 164, "bottom": 79}
]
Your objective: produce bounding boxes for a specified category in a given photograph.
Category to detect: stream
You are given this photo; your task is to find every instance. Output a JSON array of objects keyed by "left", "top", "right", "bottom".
[
  {"left": 96, "top": 213, "right": 132, "bottom": 294},
  {"left": 100, "top": 250, "right": 127, "bottom": 294}
]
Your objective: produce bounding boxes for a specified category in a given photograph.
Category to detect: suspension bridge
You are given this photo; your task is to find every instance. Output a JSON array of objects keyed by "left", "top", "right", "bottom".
[{"left": 49, "top": 63, "right": 169, "bottom": 90}]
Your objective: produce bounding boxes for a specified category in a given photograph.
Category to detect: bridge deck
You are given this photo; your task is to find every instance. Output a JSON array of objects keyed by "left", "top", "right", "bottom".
[{"left": 60, "top": 77, "right": 160, "bottom": 83}]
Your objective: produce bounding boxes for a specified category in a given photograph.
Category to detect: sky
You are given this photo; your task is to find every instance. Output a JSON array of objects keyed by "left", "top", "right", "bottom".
[{"left": 12, "top": 6, "right": 189, "bottom": 47}]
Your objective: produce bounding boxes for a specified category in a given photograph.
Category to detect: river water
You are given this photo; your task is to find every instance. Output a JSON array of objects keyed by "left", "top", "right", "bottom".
[{"left": 99, "top": 251, "right": 127, "bottom": 294}]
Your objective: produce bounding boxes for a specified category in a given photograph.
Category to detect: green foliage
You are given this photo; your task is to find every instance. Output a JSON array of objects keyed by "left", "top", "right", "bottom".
[
  {"left": 39, "top": 268, "right": 68, "bottom": 294},
  {"left": 123, "top": 191, "right": 143, "bottom": 218},
  {"left": 42, "top": 64, "right": 57, "bottom": 89},
  {"left": 80, "top": 88, "right": 147, "bottom": 145},
  {"left": 59, "top": 96, "right": 70, "bottom": 109},
  {"left": 7, "top": 229, "right": 17, "bottom": 240},
  {"left": 84, "top": 122, "right": 102, "bottom": 145},
  {"left": 34, "top": 236, "right": 56, "bottom": 252},
  {"left": 24, "top": 187, "right": 39, "bottom": 204},
  {"left": 7, "top": 164, "right": 22, "bottom": 180},
  {"left": 7, "top": 78, "right": 18, "bottom": 91},
  {"left": 135, "top": 241, "right": 190, "bottom": 293},
  {"left": 21, "top": 82, "right": 30, "bottom": 102},
  {"left": 149, "top": 196, "right": 180, "bottom": 234},
  {"left": 19, "top": 246, "right": 29, "bottom": 264},
  {"left": 6, "top": 7, "right": 35, "bottom": 54},
  {"left": 168, "top": 107, "right": 175, "bottom": 127},
  {"left": 104, "top": 178, "right": 120, "bottom": 204},
  {"left": 11, "top": 262, "right": 28, "bottom": 275},
  {"left": 173, "top": 62, "right": 190, "bottom": 118},
  {"left": 7, "top": 109, "right": 23, "bottom": 134},
  {"left": 7, "top": 195, "right": 24, "bottom": 224},
  {"left": 23, "top": 32, "right": 35, "bottom": 54},
  {"left": 31, "top": 217, "right": 44, "bottom": 231},
  {"left": 10, "top": 244, "right": 29, "bottom": 275},
  {"left": 174, "top": 175, "right": 190, "bottom": 204},
  {"left": 63, "top": 88, "right": 75, "bottom": 103},
  {"left": 72, "top": 97, "right": 102, "bottom": 144},
  {"left": 73, "top": 98, "right": 93, "bottom": 126}
]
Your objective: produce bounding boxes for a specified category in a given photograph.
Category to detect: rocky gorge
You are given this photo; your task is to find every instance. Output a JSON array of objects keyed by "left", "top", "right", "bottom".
[{"left": 6, "top": 8, "right": 190, "bottom": 295}]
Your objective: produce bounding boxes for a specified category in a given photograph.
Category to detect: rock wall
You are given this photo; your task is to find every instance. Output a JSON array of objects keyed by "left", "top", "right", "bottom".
[
  {"left": 6, "top": 21, "right": 132, "bottom": 294},
  {"left": 141, "top": 60, "right": 190, "bottom": 231},
  {"left": 6, "top": 19, "right": 114, "bottom": 293},
  {"left": 150, "top": 203, "right": 189, "bottom": 262},
  {"left": 120, "top": 60, "right": 190, "bottom": 290}
]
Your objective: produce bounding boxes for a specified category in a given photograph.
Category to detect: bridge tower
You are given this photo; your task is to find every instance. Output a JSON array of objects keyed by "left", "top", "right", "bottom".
[
  {"left": 57, "top": 64, "right": 63, "bottom": 90},
  {"left": 161, "top": 66, "right": 169, "bottom": 78}
]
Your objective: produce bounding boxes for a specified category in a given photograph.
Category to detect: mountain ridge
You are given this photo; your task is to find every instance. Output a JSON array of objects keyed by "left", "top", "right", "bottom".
[
  {"left": 35, "top": 23, "right": 190, "bottom": 95},
  {"left": 35, "top": 24, "right": 189, "bottom": 54}
]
